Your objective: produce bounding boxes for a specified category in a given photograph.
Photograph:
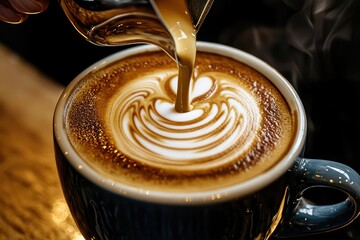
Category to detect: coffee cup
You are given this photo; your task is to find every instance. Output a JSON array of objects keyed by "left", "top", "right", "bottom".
[{"left": 53, "top": 42, "right": 360, "bottom": 240}]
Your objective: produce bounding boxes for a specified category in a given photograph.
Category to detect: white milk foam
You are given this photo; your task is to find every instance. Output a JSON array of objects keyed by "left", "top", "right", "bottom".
[{"left": 108, "top": 70, "right": 261, "bottom": 171}]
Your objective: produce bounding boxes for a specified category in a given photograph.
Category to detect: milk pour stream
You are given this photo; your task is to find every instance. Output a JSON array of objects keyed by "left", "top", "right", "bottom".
[{"left": 152, "top": 0, "right": 197, "bottom": 113}]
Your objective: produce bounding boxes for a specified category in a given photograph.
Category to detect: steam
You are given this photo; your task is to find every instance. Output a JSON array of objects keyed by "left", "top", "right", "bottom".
[
  {"left": 219, "top": 0, "right": 358, "bottom": 86},
  {"left": 285, "top": 0, "right": 356, "bottom": 84},
  {"left": 285, "top": 0, "right": 354, "bottom": 52}
]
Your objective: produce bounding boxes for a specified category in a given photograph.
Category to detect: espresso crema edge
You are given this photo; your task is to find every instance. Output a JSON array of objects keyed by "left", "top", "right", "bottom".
[{"left": 65, "top": 51, "right": 296, "bottom": 192}]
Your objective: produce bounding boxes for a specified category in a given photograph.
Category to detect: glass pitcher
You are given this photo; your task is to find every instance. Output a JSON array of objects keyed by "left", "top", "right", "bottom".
[{"left": 59, "top": 0, "right": 214, "bottom": 59}]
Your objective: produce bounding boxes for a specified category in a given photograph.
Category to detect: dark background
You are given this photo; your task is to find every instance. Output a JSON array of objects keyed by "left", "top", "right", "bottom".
[{"left": 1, "top": 0, "right": 360, "bottom": 239}]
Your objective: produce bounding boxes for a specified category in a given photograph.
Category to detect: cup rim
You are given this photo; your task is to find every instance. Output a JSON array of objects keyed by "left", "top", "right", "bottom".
[{"left": 54, "top": 41, "right": 307, "bottom": 205}]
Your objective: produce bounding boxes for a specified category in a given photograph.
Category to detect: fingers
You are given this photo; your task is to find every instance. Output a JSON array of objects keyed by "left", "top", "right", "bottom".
[
  {"left": 0, "top": 0, "right": 48, "bottom": 24},
  {"left": 9, "top": 0, "right": 48, "bottom": 14},
  {"left": 0, "top": 1, "right": 28, "bottom": 24}
]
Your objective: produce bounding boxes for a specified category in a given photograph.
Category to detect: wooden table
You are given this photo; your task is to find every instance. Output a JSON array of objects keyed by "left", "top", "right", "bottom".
[{"left": 0, "top": 44, "right": 83, "bottom": 239}]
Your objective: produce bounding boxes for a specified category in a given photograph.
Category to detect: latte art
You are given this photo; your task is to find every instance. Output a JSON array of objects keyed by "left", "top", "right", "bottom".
[
  {"left": 109, "top": 72, "right": 261, "bottom": 171},
  {"left": 66, "top": 51, "right": 295, "bottom": 192}
]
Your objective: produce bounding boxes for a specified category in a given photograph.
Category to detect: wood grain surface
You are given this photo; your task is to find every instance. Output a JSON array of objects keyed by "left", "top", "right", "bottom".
[{"left": 0, "top": 44, "right": 84, "bottom": 240}]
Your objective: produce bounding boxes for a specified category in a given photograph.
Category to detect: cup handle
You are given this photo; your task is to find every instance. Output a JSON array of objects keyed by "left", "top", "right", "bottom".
[{"left": 275, "top": 158, "right": 360, "bottom": 237}]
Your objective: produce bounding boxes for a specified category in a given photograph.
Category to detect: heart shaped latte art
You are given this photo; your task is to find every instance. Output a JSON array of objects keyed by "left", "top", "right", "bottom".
[{"left": 108, "top": 70, "right": 261, "bottom": 171}]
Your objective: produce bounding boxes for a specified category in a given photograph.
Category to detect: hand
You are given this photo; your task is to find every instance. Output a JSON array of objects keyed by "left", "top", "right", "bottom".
[{"left": 0, "top": 0, "right": 49, "bottom": 24}]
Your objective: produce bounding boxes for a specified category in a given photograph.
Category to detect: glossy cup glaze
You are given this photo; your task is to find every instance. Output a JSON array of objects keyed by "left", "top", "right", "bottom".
[{"left": 54, "top": 42, "right": 360, "bottom": 240}]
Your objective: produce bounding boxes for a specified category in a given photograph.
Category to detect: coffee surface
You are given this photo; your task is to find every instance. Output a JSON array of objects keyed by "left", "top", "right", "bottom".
[{"left": 65, "top": 51, "right": 295, "bottom": 192}]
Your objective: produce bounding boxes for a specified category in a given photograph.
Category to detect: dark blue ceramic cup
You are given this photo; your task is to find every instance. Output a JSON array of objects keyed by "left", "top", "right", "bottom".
[{"left": 53, "top": 42, "right": 360, "bottom": 240}]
